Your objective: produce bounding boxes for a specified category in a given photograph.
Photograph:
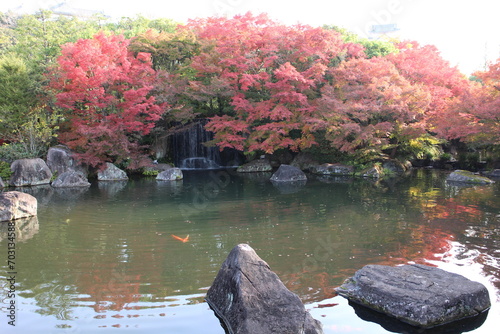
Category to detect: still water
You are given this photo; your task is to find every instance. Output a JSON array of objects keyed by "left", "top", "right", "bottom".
[{"left": 1, "top": 169, "right": 499, "bottom": 333}]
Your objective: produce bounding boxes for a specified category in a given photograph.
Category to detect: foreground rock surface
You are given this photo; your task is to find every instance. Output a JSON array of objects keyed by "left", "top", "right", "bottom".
[
  {"left": 0, "top": 191, "right": 38, "bottom": 221},
  {"left": 97, "top": 163, "right": 128, "bottom": 181},
  {"left": 206, "top": 244, "right": 323, "bottom": 334},
  {"left": 270, "top": 164, "right": 307, "bottom": 182},
  {"left": 336, "top": 264, "right": 490, "bottom": 328},
  {"left": 10, "top": 158, "right": 52, "bottom": 187},
  {"left": 446, "top": 170, "right": 494, "bottom": 184}
]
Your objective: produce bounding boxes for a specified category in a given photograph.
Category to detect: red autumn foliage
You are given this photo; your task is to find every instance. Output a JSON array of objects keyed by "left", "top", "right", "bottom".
[
  {"left": 50, "top": 32, "right": 165, "bottom": 169},
  {"left": 317, "top": 57, "right": 431, "bottom": 155},
  {"left": 184, "top": 13, "right": 357, "bottom": 153}
]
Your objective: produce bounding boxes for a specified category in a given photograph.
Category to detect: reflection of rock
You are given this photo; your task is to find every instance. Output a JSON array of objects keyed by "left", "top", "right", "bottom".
[
  {"left": 0, "top": 191, "right": 37, "bottom": 221},
  {"left": 0, "top": 216, "right": 39, "bottom": 242},
  {"left": 156, "top": 179, "right": 183, "bottom": 194},
  {"left": 270, "top": 164, "right": 307, "bottom": 182},
  {"left": 97, "top": 163, "right": 128, "bottom": 181},
  {"left": 446, "top": 170, "right": 494, "bottom": 185},
  {"left": 51, "top": 171, "right": 91, "bottom": 188},
  {"left": 52, "top": 186, "right": 90, "bottom": 200},
  {"left": 14, "top": 185, "right": 54, "bottom": 206},
  {"left": 206, "top": 244, "right": 323, "bottom": 334},
  {"left": 310, "top": 163, "right": 354, "bottom": 176},
  {"left": 349, "top": 299, "right": 488, "bottom": 334},
  {"left": 98, "top": 180, "right": 127, "bottom": 196},
  {"left": 237, "top": 158, "right": 273, "bottom": 173},
  {"left": 10, "top": 158, "right": 52, "bottom": 186},
  {"left": 238, "top": 172, "right": 273, "bottom": 183},
  {"left": 46, "top": 145, "right": 88, "bottom": 176},
  {"left": 336, "top": 264, "right": 491, "bottom": 328},
  {"left": 271, "top": 179, "right": 307, "bottom": 194},
  {"left": 314, "top": 175, "right": 353, "bottom": 184},
  {"left": 156, "top": 168, "right": 183, "bottom": 181}
]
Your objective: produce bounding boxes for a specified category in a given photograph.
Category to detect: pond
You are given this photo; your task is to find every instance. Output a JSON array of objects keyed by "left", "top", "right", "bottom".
[{"left": 1, "top": 169, "right": 499, "bottom": 333}]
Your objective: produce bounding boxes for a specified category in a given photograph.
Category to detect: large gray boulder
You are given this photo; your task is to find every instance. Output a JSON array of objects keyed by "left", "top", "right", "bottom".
[
  {"left": 206, "top": 244, "right": 323, "bottom": 334},
  {"left": 310, "top": 163, "right": 354, "bottom": 176},
  {"left": 0, "top": 191, "right": 38, "bottom": 221},
  {"left": 46, "top": 145, "right": 87, "bottom": 176},
  {"left": 97, "top": 163, "right": 128, "bottom": 181},
  {"left": 446, "top": 170, "right": 494, "bottom": 185},
  {"left": 51, "top": 171, "right": 91, "bottom": 188},
  {"left": 237, "top": 159, "right": 273, "bottom": 173},
  {"left": 336, "top": 264, "right": 490, "bottom": 328},
  {"left": 270, "top": 164, "right": 307, "bottom": 182},
  {"left": 10, "top": 158, "right": 52, "bottom": 187},
  {"left": 156, "top": 168, "right": 183, "bottom": 181}
]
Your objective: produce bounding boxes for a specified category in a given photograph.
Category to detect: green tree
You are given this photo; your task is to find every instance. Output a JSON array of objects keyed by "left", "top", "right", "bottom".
[{"left": 0, "top": 55, "right": 59, "bottom": 159}]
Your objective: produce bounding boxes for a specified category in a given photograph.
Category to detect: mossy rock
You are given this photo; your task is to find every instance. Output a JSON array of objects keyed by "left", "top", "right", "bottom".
[{"left": 446, "top": 170, "right": 495, "bottom": 184}]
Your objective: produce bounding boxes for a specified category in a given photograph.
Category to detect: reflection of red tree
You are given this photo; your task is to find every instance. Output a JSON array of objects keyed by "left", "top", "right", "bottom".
[
  {"left": 381, "top": 226, "right": 453, "bottom": 266},
  {"left": 77, "top": 263, "right": 141, "bottom": 312}
]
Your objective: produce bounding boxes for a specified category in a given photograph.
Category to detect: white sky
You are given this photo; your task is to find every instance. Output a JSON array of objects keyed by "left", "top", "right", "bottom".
[{"left": 2, "top": 0, "right": 500, "bottom": 75}]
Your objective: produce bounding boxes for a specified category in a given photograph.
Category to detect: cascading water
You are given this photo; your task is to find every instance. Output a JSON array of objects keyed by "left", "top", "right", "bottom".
[{"left": 171, "top": 121, "right": 242, "bottom": 170}]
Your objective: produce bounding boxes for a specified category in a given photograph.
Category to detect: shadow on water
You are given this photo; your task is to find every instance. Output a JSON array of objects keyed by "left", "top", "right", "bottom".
[{"left": 350, "top": 301, "right": 489, "bottom": 334}]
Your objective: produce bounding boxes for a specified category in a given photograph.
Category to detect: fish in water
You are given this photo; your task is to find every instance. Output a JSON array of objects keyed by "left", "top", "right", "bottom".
[{"left": 171, "top": 234, "right": 189, "bottom": 243}]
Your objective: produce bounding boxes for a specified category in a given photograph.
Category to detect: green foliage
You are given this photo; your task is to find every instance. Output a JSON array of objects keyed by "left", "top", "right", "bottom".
[
  {"left": 142, "top": 169, "right": 159, "bottom": 176},
  {"left": 323, "top": 24, "right": 398, "bottom": 58},
  {"left": 395, "top": 135, "right": 445, "bottom": 161},
  {"left": 0, "top": 143, "right": 36, "bottom": 162},
  {"left": 0, "top": 160, "right": 12, "bottom": 180}
]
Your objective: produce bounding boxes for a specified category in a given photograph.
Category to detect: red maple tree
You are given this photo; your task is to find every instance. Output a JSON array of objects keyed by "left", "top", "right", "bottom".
[
  {"left": 183, "top": 13, "right": 358, "bottom": 154},
  {"left": 317, "top": 56, "right": 431, "bottom": 157},
  {"left": 50, "top": 32, "right": 165, "bottom": 169}
]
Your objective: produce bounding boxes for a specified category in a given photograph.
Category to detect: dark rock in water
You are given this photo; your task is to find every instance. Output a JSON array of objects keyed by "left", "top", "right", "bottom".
[
  {"left": 359, "top": 164, "right": 383, "bottom": 179},
  {"left": 270, "top": 164, "right": 307, "bottom": 182},
  {"left": 310, "top": 163, "right": 354, "bottom": 176},
  {"left": 0, "top": 191, "right": 38, "bottom": 221},
  {"left": 382, "top": 159, "right": 409, "bottom": 176},
  {"left": 156, "top": 168, "right": 183, "bottom": 181},
  {"left": 46, "top": 145, "right": 88, "bottom": 176},
  {"left": 206, "top": 244, "right": 323, "bottom": 334},
  {"left": 290, "top": 152, "right": 319, "bottom": 171},
  {"left": 336, "top": 264, "right": 490, "bottom": 328},
  {"left": 237, "top": 158, "right": 273, "bottom": 173},
  {"left": 51, "top": 171, "right": 91, "bottom": 188},
  {"left": 10, "top": 158, "right": 52, "bottom": 186},
  {"left": 485, "top": 169, "right": 500, "bottom": 178},
  {"left": 446, "top": 170, "right": 494, "bottom": 184},
  {"left": 97, "top": 163, "right": 128, "bottom": 181}
]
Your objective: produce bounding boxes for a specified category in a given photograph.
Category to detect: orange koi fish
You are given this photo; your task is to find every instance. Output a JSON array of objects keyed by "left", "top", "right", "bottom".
[{"left": 171, "top": 234, "right": 190, "bottom": 243}]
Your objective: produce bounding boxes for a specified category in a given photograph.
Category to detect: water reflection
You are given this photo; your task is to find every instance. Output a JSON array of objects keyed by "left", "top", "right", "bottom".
[{"left": 0, "top": 169, "right": 498, "bottom": 333}]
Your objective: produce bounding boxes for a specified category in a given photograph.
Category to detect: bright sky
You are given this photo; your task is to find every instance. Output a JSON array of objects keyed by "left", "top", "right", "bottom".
[{"left": 3, "top": 0, "right": 500, "bottom": 75}]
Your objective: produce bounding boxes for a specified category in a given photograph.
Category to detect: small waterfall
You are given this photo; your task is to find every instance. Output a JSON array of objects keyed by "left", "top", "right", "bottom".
[{"left": 171, "top": 121, "right": 242, "bottom": 170}]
